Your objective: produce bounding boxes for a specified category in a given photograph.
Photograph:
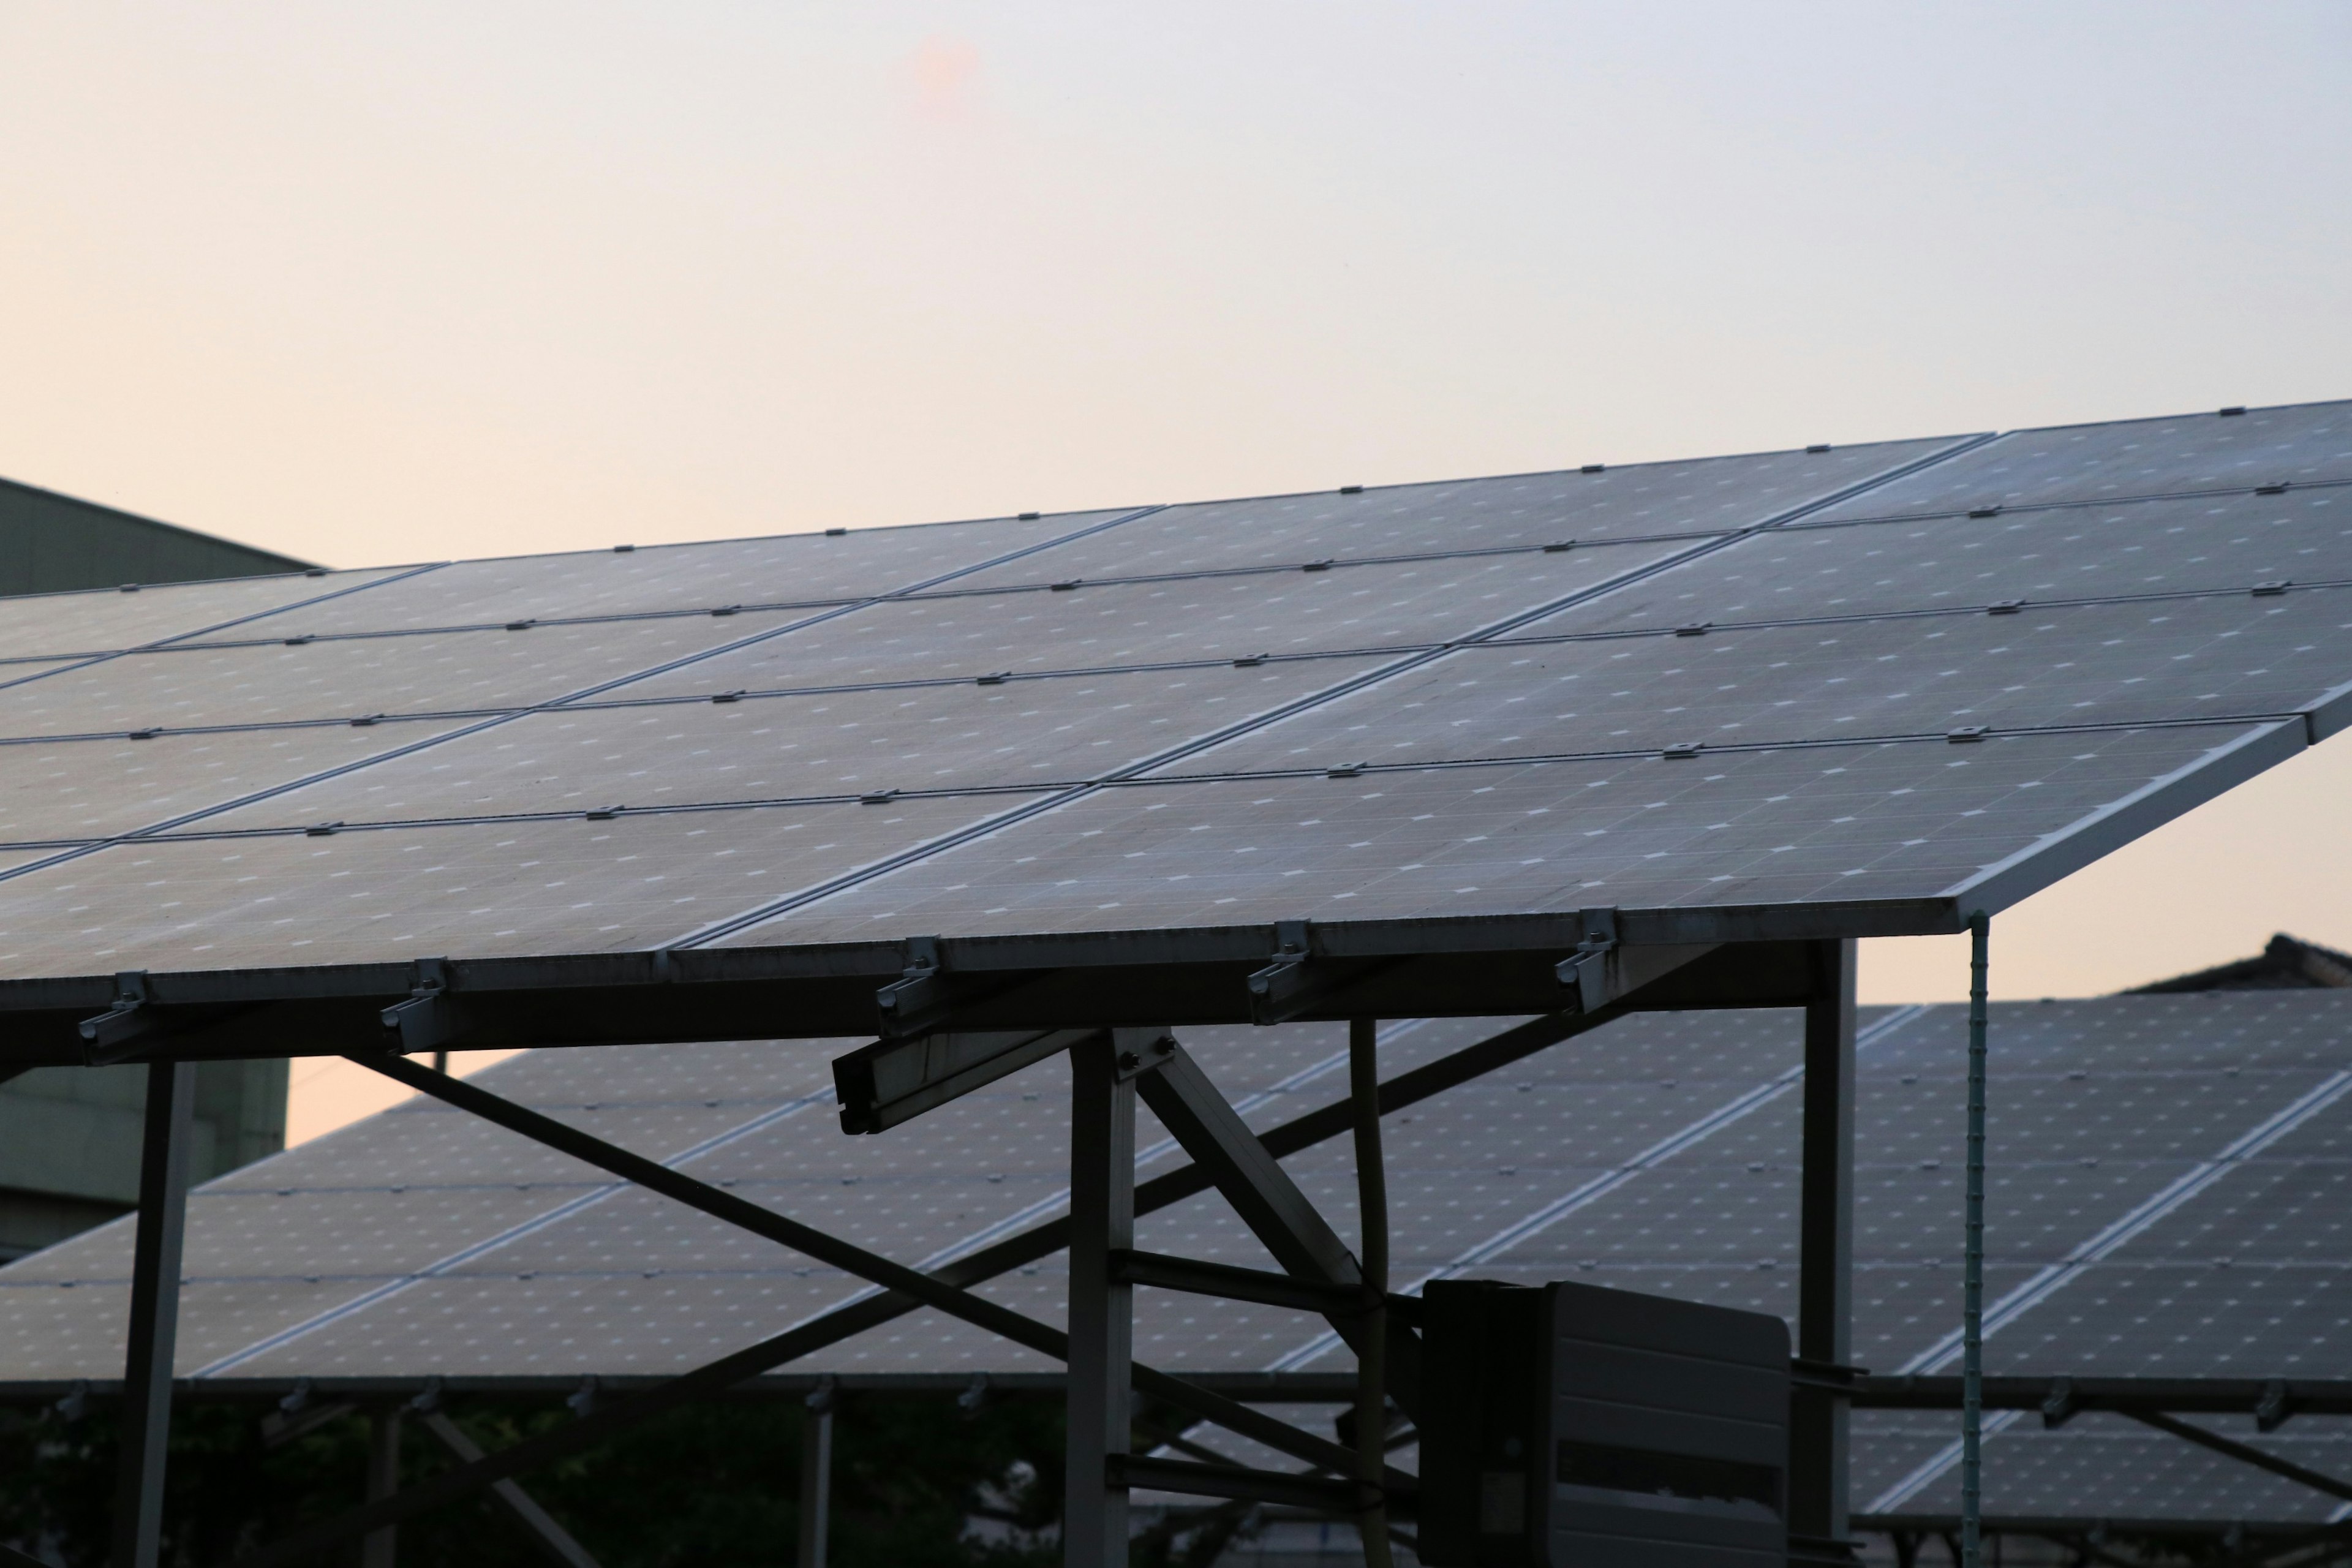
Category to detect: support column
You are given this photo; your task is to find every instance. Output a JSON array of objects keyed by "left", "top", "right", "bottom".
[
  {"left": 1348, "top": 1019, "right": 1394, "bottom": 1568},
  {"left": 361, "top": 1408, "right": 402, "bottom": 1568},
  {"left": 1792, "top": 938, "right": 1856, "bottom": 1558},
  {"left": 1064, "top": 1034, "right": 1135, "bottom": 1568},
  {"left": 1961, "top": 914, "right": 1991, "bottom": 1568},
  {"left": 111, "top": 1059, "right": 196, "bottom": 1568},
  {"left": 799, "top": 1378, "right": 835, "bottom": 1568}
]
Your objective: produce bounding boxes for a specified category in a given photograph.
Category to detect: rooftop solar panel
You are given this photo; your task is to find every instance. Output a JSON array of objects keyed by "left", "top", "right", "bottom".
[{"left": 5, "top": 990, "right": 2348, "bottom": 1527}]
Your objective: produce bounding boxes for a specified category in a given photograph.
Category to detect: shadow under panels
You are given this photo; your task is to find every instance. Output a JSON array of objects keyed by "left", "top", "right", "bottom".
[
  {"left": 0, "top": 605, "right": 823, "bottom": 736},
  {"left": 1804, "top": 398, "right": 2352, "bottom": 522},
  {"left": 742, "top": 722, "right": 2290, "bottom": 945},
  {"left": 617, "top": 543, "right": 1689, "bottom": 699},
  {"left": 937, "top": 437, "right": 1967, "bottom": 589},
  {"left": 157, "top": 656, "right": 1390, "bottom": 827},
  {"left": 0, "top": 567, "right": 410, "bottom": 665},
  {"left": 1539, "top": 487, "right": 2352, "bottom": 634},
  {"left": 222, "top": 509, "right": 1133, "bottom": 637},
  {"left": 1189, "top": 590, "right": 2352, "bottom": 772}
]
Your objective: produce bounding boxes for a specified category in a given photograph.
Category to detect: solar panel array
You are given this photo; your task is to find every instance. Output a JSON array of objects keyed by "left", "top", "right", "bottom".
[
  {"left": 0, "top": 402, "right": 2342, "bottom": 982},
  {"left": 5, "top": 990, "right": 2352, "bottom": 1525}
]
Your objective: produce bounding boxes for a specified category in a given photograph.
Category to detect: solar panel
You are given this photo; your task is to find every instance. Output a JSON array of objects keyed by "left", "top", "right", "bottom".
[
  {"left": 0, "top": 567, "right": 413, "bottom": 665},
  {"left": 0, "top": 412, "right": 2324, "bottom": 1003},
  {"left": 4, "top": 990, "right": 2348, "bottom": 1526}
]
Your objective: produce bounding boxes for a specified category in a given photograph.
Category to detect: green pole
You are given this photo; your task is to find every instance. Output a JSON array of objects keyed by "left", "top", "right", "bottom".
[{"left": 1962, "top": 911, "right": 1989, "bottom": 1568}]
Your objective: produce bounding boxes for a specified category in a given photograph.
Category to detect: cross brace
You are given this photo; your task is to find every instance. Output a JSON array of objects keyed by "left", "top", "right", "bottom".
[{"left": 232, "top": 1047, "right": 1427, "bottom": 1564}]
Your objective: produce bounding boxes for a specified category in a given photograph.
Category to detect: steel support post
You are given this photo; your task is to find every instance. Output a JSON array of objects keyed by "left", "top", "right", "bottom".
[
  {"left": 799, "top": 1380, "right": 835, "bottom": 1568},
  {"left": 1065, "top": 1034, "right": 1136, "bottom": 1568},
  {"left": 1962, "top": 914, "right": 1991, "bottom": 1568},
  {"left": 1792, "top": 938, "right": 1858, "bottom": 1558},
  {"left": 111, "top": 1059, "right": 195, "bottom": 1568},
  {"left": 1349, "top": 1019, "right": 1394, "bottom": 1568},
  {"left": 361, "top": 1408, "right": 401, "bottom": 1568}
]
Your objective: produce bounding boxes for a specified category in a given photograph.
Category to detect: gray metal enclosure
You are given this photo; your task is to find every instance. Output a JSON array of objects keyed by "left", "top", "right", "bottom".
[{"left": 0, "top": 399, "right": 2348, "bottom": 1566}]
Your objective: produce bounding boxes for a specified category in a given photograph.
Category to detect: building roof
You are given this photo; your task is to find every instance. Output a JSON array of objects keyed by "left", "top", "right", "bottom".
[
  {"left": 2130, "top": 932, "right": 2352, "bottom": 993},
  {"left": 0, "top": 473, "right": 309, "bottom": 597}
]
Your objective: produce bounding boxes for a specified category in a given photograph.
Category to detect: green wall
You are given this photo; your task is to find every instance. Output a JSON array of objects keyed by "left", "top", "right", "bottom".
[{"left": 0, "top": 474, "right": 306, "bottom": 595}]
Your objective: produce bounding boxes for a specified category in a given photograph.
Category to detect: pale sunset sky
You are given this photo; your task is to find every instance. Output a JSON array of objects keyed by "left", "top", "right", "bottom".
[{"left": 1, "top": 4, "right": 2346, "bottom": 1139}]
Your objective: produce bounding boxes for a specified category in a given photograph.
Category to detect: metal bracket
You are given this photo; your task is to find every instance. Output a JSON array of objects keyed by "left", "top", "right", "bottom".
[
  {"left": 1111, "top": 1027, "right": 1178, "bottom": 1082},
  {"left": 2041, "top": 1374, "right": 2079, "bottom": 1429},
  {"left": 833, "top": 1025, "right": 1100, "bottom": 1133},
  {"left": 1555, "top": 908, "right": 1619, "bottom": 1013},
  {"left": 1243, "top": 919, "right": 1392, "bottom": 1025},
  {"left": 873, "top": 936, "right": 949, "bottom": 1036},
  {"left": 380, "top": 957, "right": 455, "bottom": 1054},
  {"left": 1110, "top": 1247, "right": 1370, "bottom": 1316},
  {"left": 1243, "top": 921, "right": 1314, "bottom": 1024},
  {"left": 2258, "top": 1378, "right": 2293, "bottom": 1433},
  {"left": 77, "top": 971, "right": 156, "bottom": 1065}
]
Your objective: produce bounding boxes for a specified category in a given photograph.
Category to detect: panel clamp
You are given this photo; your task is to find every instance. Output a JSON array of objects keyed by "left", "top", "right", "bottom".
[
  {"left": 77, "top": 971, "right": 156, "bottom": 1065},
  {"left": 382, "top": 957, "right": 456, "bottom": 1054},
  {"left": 1555, "top": 908, "right": 1619, "bottom": 1013}
]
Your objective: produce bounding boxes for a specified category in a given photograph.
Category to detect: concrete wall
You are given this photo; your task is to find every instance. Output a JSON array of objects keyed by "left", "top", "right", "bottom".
[{"left": 0, "top": 472, "right": 309, "bottom": 1256}]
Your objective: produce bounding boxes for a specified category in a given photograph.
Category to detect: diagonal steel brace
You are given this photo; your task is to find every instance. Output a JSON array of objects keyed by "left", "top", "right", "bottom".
[
  {"left": 236, "top": 1007, "right": 1612, "bottom": 1564},
  {"left": 1134, "top": 1039, "right": 1422, "bottom": 1416}
]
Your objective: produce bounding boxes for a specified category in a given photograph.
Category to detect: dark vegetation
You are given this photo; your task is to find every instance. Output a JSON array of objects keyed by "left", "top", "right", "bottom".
[{"left": 0, "top": 1391, "right": 1170, "bottom": 1566}]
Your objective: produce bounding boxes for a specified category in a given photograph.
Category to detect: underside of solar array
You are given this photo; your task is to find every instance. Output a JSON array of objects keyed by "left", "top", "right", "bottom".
[
  {"left": 0, "top": 398, "right": 2343, "bottom": 1031},
  {"left": 7, "top": 991, "right": 2352, "bottom": 1526}
]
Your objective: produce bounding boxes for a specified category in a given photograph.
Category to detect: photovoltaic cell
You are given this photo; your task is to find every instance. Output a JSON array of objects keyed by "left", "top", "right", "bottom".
[
  {"left": 0, "top": 568, "right": 412, "bottom": 664},
  {"left": 0, "top": 611, "right": 821, "bottom": 736},
  {"left": 1183, "top": 591, "right": 2352, "bottom": 770},
  {"left": 735, "top": 723, "right": 2289, "bottom": 947},
  {"left": 940, "top": 439, "right": 1965, "bottom": 589},
  {"left": 616, "top": 544, "right": 1692, "bottom": 702},
  {"left": 169, "top": 658, "right": 1389, "bottom": 832},
  {"left": 0, "top": 724, "right": 486, "bottom": 845},
  {"left": 0, "top": 797, "right": 1015, "bottom": 974},
  {"left": 1534, "top": 488, "right": 2352, "bottom": 633},
  {"left": 1805, "top": 403, "right": 2352, "bottom": 521},
  {"left": 179, "top": 512, "right": 1135, "bottom": 640}
]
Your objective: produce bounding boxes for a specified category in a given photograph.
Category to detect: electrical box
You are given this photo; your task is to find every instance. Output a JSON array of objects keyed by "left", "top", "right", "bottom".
[{"left": 1419, "top": 1279, "right": 1789, "bottom": 1568}]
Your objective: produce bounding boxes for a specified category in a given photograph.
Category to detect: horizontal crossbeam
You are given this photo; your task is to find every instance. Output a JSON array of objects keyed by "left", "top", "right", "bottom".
[
  {"left": 1855, "top": 1376, "right": 2352, "bottom": 1419},
  {"left": 0, "top": 936, "right": 1830, "bottom": 1069},
  {"left": 1108, "top": 1454, "right": 1377, "bottom": 1513},
  {"left": 1110, "top": 1249, "right": 1370, "bottom": 1316}
]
